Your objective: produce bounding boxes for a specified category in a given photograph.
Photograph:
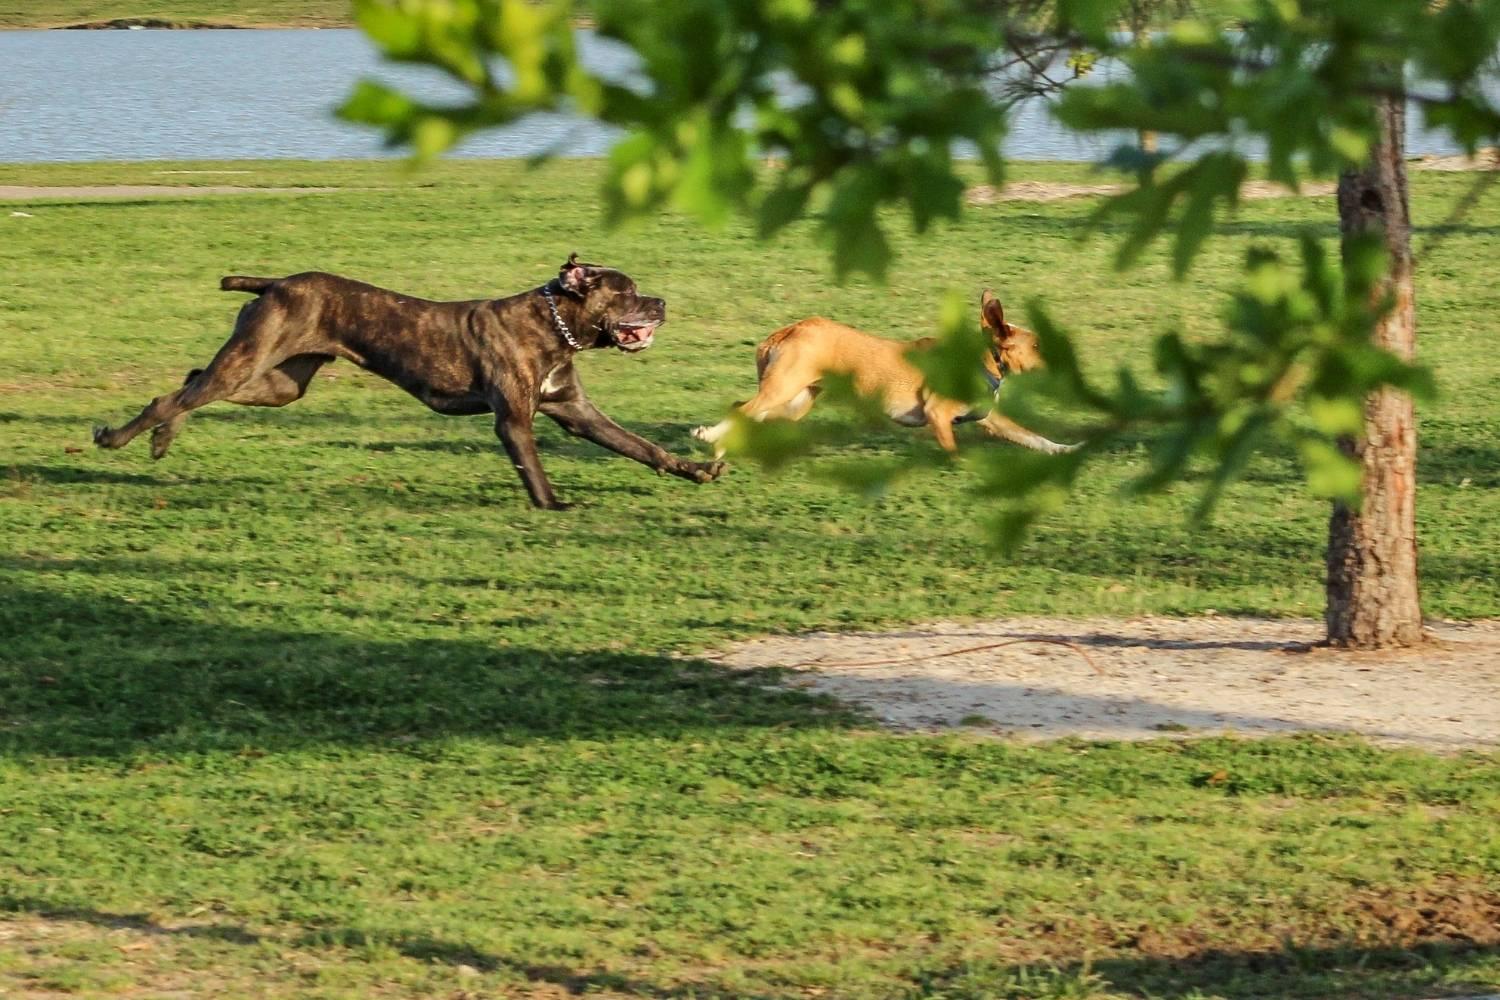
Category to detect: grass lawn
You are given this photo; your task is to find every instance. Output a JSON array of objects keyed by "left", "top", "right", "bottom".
[
  {"left": 0, "top": 1, "right": 351, "bottom": 27},
  {"left": 1, "top": 158, "right": 1497, "bottom": 998}
]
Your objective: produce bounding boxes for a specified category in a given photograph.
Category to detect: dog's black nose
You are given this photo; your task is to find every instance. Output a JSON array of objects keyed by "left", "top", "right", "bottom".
[{"left": 648, "top": 297, "right": 666, "bottom": 321}]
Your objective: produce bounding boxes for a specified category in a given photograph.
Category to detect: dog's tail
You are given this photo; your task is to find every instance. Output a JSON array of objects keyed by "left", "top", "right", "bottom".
[{"left": 220, "top": 275, "right": 278, "bottom": 294}]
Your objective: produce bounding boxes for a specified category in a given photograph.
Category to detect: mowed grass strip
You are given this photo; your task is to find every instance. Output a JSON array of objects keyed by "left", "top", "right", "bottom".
[{"left": 1, "top": 159, "right": 1498, "bottom": 998}]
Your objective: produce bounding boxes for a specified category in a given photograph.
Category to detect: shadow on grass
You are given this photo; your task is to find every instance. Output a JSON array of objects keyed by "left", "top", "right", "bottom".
[
  {"left": 322, "top": 420, "right": 709, "bottom": 462},
  {"left": 6, "top": 572, "right": 1478, "bottom": 759},
  {"left": 917, "top": 940, "right": 1500, "bottom": 1000},
  {"left": 0, "top": 406, "right": 431, "bottom": 428},
  {"left": 864, "top": 625, "right": 1298, "bottom": 653},
  {"left": 1421, "top": 442, "right": 1500, "bottom": 488},
  {"left": 3, "top": 462, "right": 240, "bottom": 488},
  {"left": 5, "top": 898, "right": 1497, "bottom": 1000},
  {"left": 0, "top": 581, "right": 850, "bottom": 759},
  {"left": 0, "top": 901, "right": 263, "bottom": 946}
]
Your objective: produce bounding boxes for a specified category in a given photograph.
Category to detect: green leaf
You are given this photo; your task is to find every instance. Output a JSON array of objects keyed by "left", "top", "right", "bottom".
[
  {"left": 757, "top": 180, "right": 812, "bottom": 238},
  {"left": 1306, "top": 395, "right": 1364, "bottom": 437},
  {"left": 992, "top": 507, "right": 1042, "bottom": 556},
  {"left": 1129, "top": 426, "right": 1198, "bottom": 496},
  {"left": 1328, "top": 125, "right": 1370, "bottom": 165},
  {"left": 354, "top": 0, "right": 424, "bottom": 58},
  {"left": 717, "top": 412, "right": 818, "bottom": 472},
  {"left": 909, "top": 292, "right": 990, "bottom": 407},
  {"left": 1056, "top": 0, "right": 1118, "bottom": 43},
  {"left": 338, "top": 79, "right": 417, "bottom": 128},
  {"left": 986, "top": 479, "right": 1075, "bottom": 555},
  {"left": 603, "top": 131, "right": 659, "bottom": 207},
  {"left": 814, "top": 456, "right": 918, "bottom": 499},
  {"left": 1299, "top": 437, "right": 1363, "bottom": 503},
  {"left": 830, "top": 216, "right": 890, "bottom": 284},
  {"left": 824, "top": 170, "right": 892, "bottom": 283},
  {"left": 1191, "top": 411, "right": 1266, "bottom": 524},
  {"left": 902, "top": 154, "right": 964, "bottom": 234},
  {"left": 972, "top": 447, "right": 1085, "bottom": 501},
  {"left": 411, "top": 115, "right": 461, "bottom": 161},
  {"left": 1171, "top": 155, "right": 1247, "bottom": 278},
  {"left": 672, "top": 121, "right": 752, "bottom": 228},
  {"left": 1022, "top": 301, "right": 1112, "bottom": 413}
]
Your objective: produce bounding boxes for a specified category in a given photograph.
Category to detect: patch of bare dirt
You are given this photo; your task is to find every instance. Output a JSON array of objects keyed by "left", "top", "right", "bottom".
[
  {"left": 4, "top": 882, "right": 1497, "bottom": 998},
  {"left": 963, "top": 149, "right": 1497, "bottom": 205},
  {"left": 1412, "top": 147, "right": 1500, "bottom": 171},
  {"left": 999, "top": 877, "right": 1500, "bottom": 967},
  {"left": 1239, "top": 178, "right": 1339, "bottom": 198},
  {"left": 964, "top": 179, "right": 1340, "bottom": 204},
  {"left": 1352, "top": 881, "right": 1500, "bottom": 948},
  {"left": 713, "top": 616, "right": 1500, "bottom": 751},
  {"left": 0, "top": 186, "right": 338, "bottom": 201},
  {"left": 965, "top": 180, "right": 1124, "bottom": 203},
  {"left": 5, "top": 887, "right": 1494, "bottom": 995},
  {"left": 1137, "top": 881, "right": 1500, "bottom": 960}
]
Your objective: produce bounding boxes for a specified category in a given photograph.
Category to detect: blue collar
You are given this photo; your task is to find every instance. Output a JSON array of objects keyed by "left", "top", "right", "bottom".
[{"left": 985, "top": 346, "right": 1009, "bottom": 399}]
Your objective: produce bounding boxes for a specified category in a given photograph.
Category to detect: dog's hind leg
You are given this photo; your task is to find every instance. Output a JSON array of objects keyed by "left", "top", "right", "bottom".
[
  {"left": 145, "top": 367, "right": 206, "bottom": 459},
  {"left": 692, "top": 375, "right": 820, "bottom": 459},
  {"left": 149, "top": 354, "right": 331, "bottom": 459},
  {"left": 223, "top": 354, "right": 330, "bottom": 406},
  {"left": 779, "top": 386, "right": 819, "bottom": 422},
  {"left": 95, "top": 298, "right": 297, "bottom": 453}
]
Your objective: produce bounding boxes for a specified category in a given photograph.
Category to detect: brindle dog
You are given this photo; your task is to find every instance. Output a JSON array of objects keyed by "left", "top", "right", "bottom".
[{"left": 93, "top": 255, "right": 725, "bottom": 509}]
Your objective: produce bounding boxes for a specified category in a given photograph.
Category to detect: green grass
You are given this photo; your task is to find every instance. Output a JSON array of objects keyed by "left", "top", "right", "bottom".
[
  {"left": 1, "top": 158, "right": 1498, "bottom": 998},
  {"left": 0, "top": 1, "right": 351, "bottom": 27}
]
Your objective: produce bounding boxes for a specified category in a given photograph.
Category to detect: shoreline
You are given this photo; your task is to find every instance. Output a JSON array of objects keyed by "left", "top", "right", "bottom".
[
  {"left": 6, "top": 18, "right": 347, "bottom": 30},
  {"left": 3, "top": 14, "right": 601, "bottom": 30}
]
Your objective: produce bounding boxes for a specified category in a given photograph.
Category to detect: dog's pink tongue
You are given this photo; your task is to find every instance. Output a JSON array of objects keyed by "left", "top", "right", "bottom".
[{"left": 619, "top": 324, "right": 656, "bottom": 344}]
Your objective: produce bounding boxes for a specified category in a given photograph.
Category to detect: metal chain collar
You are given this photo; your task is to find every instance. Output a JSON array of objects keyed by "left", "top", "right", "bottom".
[{"left": 542, "top": 286, "right": 584, "bottom": 351}]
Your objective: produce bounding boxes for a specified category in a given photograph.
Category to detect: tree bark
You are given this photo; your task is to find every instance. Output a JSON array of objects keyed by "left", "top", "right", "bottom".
[{"left": 1326, "top": 96, "right": 1424, "bottom": 648}]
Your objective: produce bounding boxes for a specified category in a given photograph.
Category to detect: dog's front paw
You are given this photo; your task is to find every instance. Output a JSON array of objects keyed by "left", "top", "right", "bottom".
[
  {"left": 149, "top": 425, "right": 175, "bottom": 460},
  {"left": 691, "top": 425, "right": 709, "bottom": 442},
  {"left": 92, "top": 424, "right": 115, "bottom": 449},
  {"left": 690, "top": 460, "right": 727, "bottom": 483}
]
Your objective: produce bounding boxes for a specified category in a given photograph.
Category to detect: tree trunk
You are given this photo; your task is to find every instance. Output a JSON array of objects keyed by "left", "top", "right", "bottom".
[
  {"left": 1133, "top": 15, "right": 1158, "bottom": 158},
  {"left": 1326, "top": 96, "right": 1424, "bottom": 648}
]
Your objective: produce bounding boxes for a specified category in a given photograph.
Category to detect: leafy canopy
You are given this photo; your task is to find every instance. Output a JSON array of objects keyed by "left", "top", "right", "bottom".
[{"left": 342, "top": 0, "right": 1500, "bottom": 539}]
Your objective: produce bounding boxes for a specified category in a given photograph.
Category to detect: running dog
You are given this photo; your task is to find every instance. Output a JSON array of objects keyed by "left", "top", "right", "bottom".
[
  {"left": 693, "top": 290, "right": 1075, "bottom": 456},
  {"left": 94, "top": 255, "right": 725, "bottom": 509}
]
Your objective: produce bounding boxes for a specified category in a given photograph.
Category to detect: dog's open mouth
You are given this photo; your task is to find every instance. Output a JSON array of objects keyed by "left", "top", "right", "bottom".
[{"left": 613, "top": 322, "right": 658, "bottom": 352}]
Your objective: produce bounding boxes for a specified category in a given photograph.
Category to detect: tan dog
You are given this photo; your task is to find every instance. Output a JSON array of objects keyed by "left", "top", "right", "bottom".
[{"left": 693, "top": 290, "right": 1075, "bottom": 456}]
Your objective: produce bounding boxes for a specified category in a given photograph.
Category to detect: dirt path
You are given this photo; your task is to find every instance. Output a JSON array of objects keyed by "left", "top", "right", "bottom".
[
  {"left": 964, "top": 152, "right": 1496, "bottom": 204},
  {"left": 966, "top": 178, "right": 1344, "bottom": 204},
  {"left": 711, "top": 617, "right": 1500, "bottom": 751},
  {"left": 0, "top": 185, "right": 338, "bottom": 201}
]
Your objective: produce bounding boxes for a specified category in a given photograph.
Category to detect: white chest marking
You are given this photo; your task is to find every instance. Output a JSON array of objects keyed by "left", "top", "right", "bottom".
[{"left": 541, "top": 366, "right": 567, "bottom": 395}]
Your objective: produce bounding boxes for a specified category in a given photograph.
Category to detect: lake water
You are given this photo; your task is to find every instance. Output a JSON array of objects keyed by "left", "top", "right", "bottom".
[{"left": 0, "top": 28, "right": 1486, "bottom": 163}]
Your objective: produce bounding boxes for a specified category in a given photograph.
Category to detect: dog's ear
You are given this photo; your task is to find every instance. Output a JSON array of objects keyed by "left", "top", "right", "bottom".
[
  {"left": 558, "top": 253, "right": 591, "bottom": 296},
  {"left": 980, "top": 289, "right": 1008, "bottom": 337}
]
